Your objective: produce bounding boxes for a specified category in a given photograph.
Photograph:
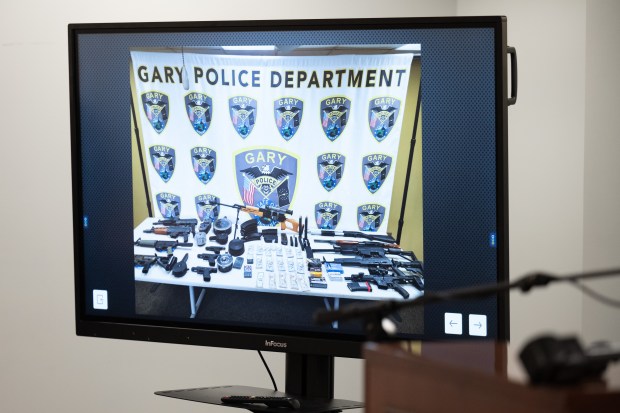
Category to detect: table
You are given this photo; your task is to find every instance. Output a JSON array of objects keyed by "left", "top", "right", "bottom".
[{"left": 134, "top": 217, "right": 424, "bottom": 324}]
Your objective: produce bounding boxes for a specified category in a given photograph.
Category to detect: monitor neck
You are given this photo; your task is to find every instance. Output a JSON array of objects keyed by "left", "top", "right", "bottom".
[{"left": 285, "top": 353, "right": 334, "bottom": 399}]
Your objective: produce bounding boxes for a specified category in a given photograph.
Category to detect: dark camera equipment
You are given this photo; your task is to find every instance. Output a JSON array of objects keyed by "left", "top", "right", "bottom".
[
  {"left": 216, "top": 253, "right": 234, "bottom": 273},
  {"left": 520, "top": 335, "right": 620, "bottom": 385},
  {"left": 211, "top": 216, "right": 232, "bottom": 245}
]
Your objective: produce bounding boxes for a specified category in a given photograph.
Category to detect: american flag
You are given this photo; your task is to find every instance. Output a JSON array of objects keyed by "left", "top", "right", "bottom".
[
  {"left": 243, "top": 175, "right": 255, "bottom": 205},
  {"left": 358, "top": 214, "right": 367, "bottom": 230},
  {"left": 363, "top": 166, "right": 371, "bottom": 181},
  {"left": 370, "top": 112, "right": 377, "bottom": 128}
]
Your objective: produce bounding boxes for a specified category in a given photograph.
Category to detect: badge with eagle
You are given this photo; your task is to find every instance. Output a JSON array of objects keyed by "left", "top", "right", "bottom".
[
  {"left": 190, "top": 147, "right": 217, "bottom": 185},
  {"left": 274, "top": 97, "right": 303, "bottom": 141},
  {"left": 195, "top": 194, "right": 220, "bottom": 222},
  {"left": 235, "top": 149, "right": 298, "bottom": 225},
  {"left": 317, "top": 153, "right": 345, "bottom": 191},
  {"left": 142, "top": 91, "right": 169, "bottom": 133},
  {"left": 185, "top": 92, "right": 212, "bottom": 135},
  {"left": 315, "top": 202, "right": 342, "bottom": 230},
  {"left": 320, "top": 96, "right": 350, "bottom": 141},
  {"left": 368, "top": 97, "right": 400, "bottom": 142},
  {"left": 362, "top": 154, "right": 393, "bottom": 194},
  {"left": 229, "top": 96, "right": 257, "bottom": 139},
  {"left": 156, "top": 193, "right": 181, "bottom": 219},
  {"left": 357, "top": 204, "right": 386, "bottom": 232},
  {"left": 149, "top": 145, "right": 175, "bottom": 183}
]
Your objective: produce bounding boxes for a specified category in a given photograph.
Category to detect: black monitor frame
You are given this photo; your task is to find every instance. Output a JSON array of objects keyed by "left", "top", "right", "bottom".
[{"left": 70, "top": 17, "right": 510, "bottom": 364}]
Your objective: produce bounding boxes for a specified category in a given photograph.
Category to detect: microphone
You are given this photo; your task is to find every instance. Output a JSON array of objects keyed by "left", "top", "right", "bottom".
[{"left": 314, "top": 267, "right": 620, "bottom": 332}]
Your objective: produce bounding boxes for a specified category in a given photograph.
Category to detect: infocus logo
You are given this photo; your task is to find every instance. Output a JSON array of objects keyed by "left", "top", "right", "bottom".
[{"left": 265, "top": 340, "right": 287, "bottom": 348}]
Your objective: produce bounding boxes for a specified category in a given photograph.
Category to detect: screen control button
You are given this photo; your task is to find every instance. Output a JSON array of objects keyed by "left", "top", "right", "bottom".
[
  {"left": 444, "top": 313, "right": 462, "bottom": 335},
  {"left": 93, "top": 290, "right": 108, "bottom": 310},
  {"left": 468, "top": 314, "right": 487, "bottom": 336}
]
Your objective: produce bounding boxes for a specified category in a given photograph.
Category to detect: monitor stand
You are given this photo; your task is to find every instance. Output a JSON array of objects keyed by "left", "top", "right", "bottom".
[{"left": 155, "top": 353, "right": 364, "bottom": 413}]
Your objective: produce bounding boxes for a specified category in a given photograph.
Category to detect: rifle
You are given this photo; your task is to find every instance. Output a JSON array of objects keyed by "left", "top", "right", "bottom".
[
  {"left": 325, "top": 256, "right": 424, "bottom": 291},
  {"left": 309, "top": 230, "right": 395, "bottom": 244},
  {"left": 134, "top": 254, "right": 177, "bottom": 274},
  {"left": 134, "top": 238, "right": 193, "bottom": 253},
  {"left": 314, "top": 239, "right": 401, "bottom": 249},
  {"left": 153, "top": 218, "right": 198, "bottom": 235},
  {"left": 143, "top": 226, "right": 192, "bottom": 242},
  {"left": 345, "top": 271, "right": 420, "bottom": 299},
  {"left": 312, "top": 244, "right": 417, "bottom": 261},
  {"left": 210, "top": 200, "right": 299, "bottom": 232}
]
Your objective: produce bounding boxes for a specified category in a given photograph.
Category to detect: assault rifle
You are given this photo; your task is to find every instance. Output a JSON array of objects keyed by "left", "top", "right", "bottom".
[
  {"left": 134, "top": 238, "right": 193, "bottom": 253},
  {"left": 144, "top": 226, "right": 192, "bottom": 242},
  {"left": 209, "top": 200, "right": 299, "bottom": 232},
  {"left": 309, "top": 230, "right": 395, "bottom": 244},
  {"left": 324, "top": 256, "right": 424, "bottom": 291},
  {"left": 153, "top": 218, "right": 198, "bottom": 235},
  {"left": 345, "top": 271, "right": 421, "bottom": 299},
  {"left": 312, "top": 244, "right": 417, "bottom": 261},
  {"left": 314, "top": 239, "right": 401, "bottom": 249},
  {"left": 134, "top": 254, "right": 177, "bottom": 274}
]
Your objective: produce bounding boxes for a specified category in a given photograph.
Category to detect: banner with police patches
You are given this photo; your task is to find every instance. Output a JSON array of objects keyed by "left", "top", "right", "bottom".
[
  {"left": 195, "top": 194, "right": 220, "bottom": 222},
  {"left": 131, "top": 50, "right": 415, "bottom": 231}
]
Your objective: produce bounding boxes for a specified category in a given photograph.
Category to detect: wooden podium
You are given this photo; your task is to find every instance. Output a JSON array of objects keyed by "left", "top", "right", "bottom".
[{"left": 364, "top": 342, "right": 619, "bottom": 413}]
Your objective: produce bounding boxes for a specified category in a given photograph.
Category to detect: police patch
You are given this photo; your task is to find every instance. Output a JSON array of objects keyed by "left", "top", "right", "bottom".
[
  {"left": 156, "top": 193, "right": 181, "bottom": 218},
  {"left": 235, "top": 149, "right": 298, "bottom": 226},
  {"left": 368, "top": 97, "right": 401, "bottom": 142},
  {"left": 185, "top": 92, "right": 212, "bottom": 135},
  {"left": 195, "top": 194, "right": 220, "bottom": 222},
  {"left": 357, "top": 204, "right": 386, "bottom": 232},
  {"left": 320, "top": 96, "right": 350, "bottom": 141},
  {"left": 229, "top": 96, "right": 257, "bottom": 139},
  {"left": 362, "top": 154, "right": 393, "bottom": 194},
  {"left": 317, "top": 153, "right": 345, "bottom": 192},
  {"left": 315, "top": 202, "right": 342, "bottom": 230},
  {"left": 142, "top": 91, "right": 169, "bottom": 133},
  {"left": 191, "top": 147, "right": 217, "bottom": 185},
  {"left": 149, "top": 145, "right": 175, "bottom": 183},
  {"left": 274, "top": 97, "right": 303, "bottom": 140}
]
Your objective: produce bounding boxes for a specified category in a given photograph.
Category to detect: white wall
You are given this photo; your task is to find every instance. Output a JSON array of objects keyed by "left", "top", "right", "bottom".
[
  {"left": 2, "top": 1, "right": 619, "bottom": 412},
  {"left": 0, "top": 2, "right": 456, "bottom": 412}
]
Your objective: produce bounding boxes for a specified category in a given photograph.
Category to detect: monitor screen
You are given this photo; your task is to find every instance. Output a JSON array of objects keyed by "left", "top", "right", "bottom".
[{"left": 71, "top": 17, "right": 509, "bottom": 361}]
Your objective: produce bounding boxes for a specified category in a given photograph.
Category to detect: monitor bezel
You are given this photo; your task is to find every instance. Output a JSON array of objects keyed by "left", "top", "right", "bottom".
[{"left": 70, "top": 16, "right": 509, "bottom": 358}]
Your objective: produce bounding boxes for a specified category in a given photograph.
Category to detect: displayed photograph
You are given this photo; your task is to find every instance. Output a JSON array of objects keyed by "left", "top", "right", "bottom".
[{"left": 130, "top": 44, "right": 424, "bottom": 334}]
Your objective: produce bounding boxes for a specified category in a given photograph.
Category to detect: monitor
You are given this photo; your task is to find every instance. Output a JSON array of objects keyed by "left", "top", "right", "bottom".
[{"left": 70, "top": 16, "right": 511, "bottom": 410}]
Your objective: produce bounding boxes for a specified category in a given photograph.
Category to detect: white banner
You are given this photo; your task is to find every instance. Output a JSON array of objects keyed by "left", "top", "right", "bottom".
[{"left": 131, "top": 51, "right": 413, "bottom": 233}]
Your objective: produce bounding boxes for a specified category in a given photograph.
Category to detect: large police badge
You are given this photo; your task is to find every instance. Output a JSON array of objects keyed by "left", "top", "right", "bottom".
[
  {"left": 368, "top": 97, "right": 401, "bottom": 142},
  {"left": 315, "top": 202, "right": 342, "bottom": 230},
  {"left": 320, "top": 96, "right": 350, "bottom": 141},
  {"left": 156, "top": 193, "right": 181, "bottom": 218},
  {"left": 317, "top": 153, "right": 345, "bottom": 192},
  {"left": 149, "top": 145, "right": 175, "bottom": 183},
  {"left": 229, "top": 96, "right": 257, "bottom": 139},
  {"left": 235, "top": 149, "right": 298, "bottom": 225},
  {"left": 142, "top": 91, "right": 169, "bottom": 133},
  {"left": 357, "top": 204, "right": 386, "bottom": 232},
  {"left": 195, "top": 194, "right": 220, "bottom": 222},
  {"left": 185, "top": 92, "right": 212, "bottom": 135},
  {"left": 274, "top": 97, "right": 303, "bottom": 141},
  {"left": 362, "top": 154, "right": 393, "bottom": 194},
  {"left": 191, "top": 147, "right": 217, "bottom": 185}
]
